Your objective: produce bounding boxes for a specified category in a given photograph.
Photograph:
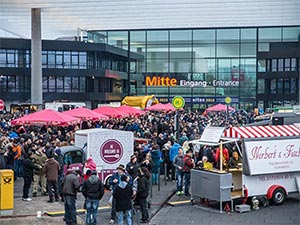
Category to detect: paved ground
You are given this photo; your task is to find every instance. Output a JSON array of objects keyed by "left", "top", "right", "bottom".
[
  {"left": 0, "top": 176, "right": 175, "bottom": 225},
  {"left": 152, "top": 193, "right": 300, "bottom": 225},
  {"left": 0, "top": 176, "right": 299, "bottom": 225}
]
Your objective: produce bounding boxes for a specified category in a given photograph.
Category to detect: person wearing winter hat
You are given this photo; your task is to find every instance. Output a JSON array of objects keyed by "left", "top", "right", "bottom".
[
  {"left": 126, "top": 155, "right": 140, "bottom": 179},
  {"left": 113, "top": 174, "right": 133, "bottom": 225},
  {"left": 84, "top": 157, "right": 97, "bottom": 180},
  {"left": 82, "top": 170, "right": 105, "bottom": 225},
  {"left": 108, "top": 164, "right": 132, "bottom": 224},
  {"left": 43, "top": 150, "right": 60, "bottom": 203},
  {"left": 22, "top": 151, "right": 34, "bottom": 201},
  {"left": 54, "top": 147, "right": 64, "bottom": 200}
]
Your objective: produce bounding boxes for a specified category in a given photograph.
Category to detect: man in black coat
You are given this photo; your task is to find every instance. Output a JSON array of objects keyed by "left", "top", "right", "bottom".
[
  {"left": 126, "top": 155, "right": 140, "bottom": 179},
  {"left": 135, "top": 167, "right": 151, "bottom": 223},
  {"left": 61, "top": 169, "right": 81, "bottom": 225},
  {"left": 22, "top": 151, "right": 34, "bottom": 201},
  {"left": 82, "top": 170, "right": 105, "bottom": 225},
  {"left": 0, "top": 147, "right": 6, "bottom": 169},
  {"left": 113, "top": 174, "right": 133, "bottom": 225}
]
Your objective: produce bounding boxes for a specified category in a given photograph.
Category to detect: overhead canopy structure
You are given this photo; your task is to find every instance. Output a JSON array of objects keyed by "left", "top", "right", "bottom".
[
  {"left": 0, "top": 0, "right": 299, "bottom": 39},
  {"left": 205, "top": 103, "right": 235, "bottom": 112},
  {"left": 11, "top": 109, "right": 80, "bottom": 126},
  {"left": 223, "top": 125, "right": 300, "bottom": 139},
  {"left": 116, "top": 105, "right": 145, "bottom": 116},
  {"left": 146, "top": 103, "right": 176, "bottom": 112},
  {"left": 62, "top": 107, "right": 108, "bottom": 121},
  {"left": 93, "top": 106, "right": 128, "bottom": 118}
]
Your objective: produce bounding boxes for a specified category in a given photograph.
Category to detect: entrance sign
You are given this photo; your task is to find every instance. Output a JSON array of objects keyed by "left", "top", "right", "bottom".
[
  {"left": 172, "top": 96, "right": 185, "bottom": 109},
  {"left": 145, "top": 76, "right": 240, "bottom": 87}
]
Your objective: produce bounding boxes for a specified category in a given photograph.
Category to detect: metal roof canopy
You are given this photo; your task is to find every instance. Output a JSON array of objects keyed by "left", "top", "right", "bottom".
[
  {"left": 0, "top": 0, "right": 299, "bottom": 39},
  {"left": 223, "top": 125, "right": 300, "bottom": 139}
]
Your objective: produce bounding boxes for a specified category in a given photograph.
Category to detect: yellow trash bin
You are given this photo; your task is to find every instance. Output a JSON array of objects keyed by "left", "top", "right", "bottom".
[{"left": 0, "top": 169, "right": 14, "bottom": 216}]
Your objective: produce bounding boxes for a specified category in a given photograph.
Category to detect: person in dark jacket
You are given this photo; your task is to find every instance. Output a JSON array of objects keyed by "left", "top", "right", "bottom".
[
  {"left": 126, "top": 155, "right": 140, "bottom": 179},
  {"left": 43, "top": 150, "right": 60, "bottom": 203},
  {"left": 54, "top": 148, "right": 64, "bottom": 200},
  {"left": 140, "top": 153, "right": 153, "bottom": 173},
  {"left": 0, "top": 147, "right": 6, "bottom": 169},
  {"left": 135, "top": 167, "right": 151, "bottom": 223},
  {"left": 150, "top": 145, "right": 161, "bottom": 185},
  {"left": 82, "top": 170, "right": 105, "bottom": 225},
  {"left": 22, "top": 151, "right": 34, "bottom": 201},
  {"left": 113, "top": 174, "right": 133, "bottom": 225},
  {"left": 5, "top": 145, "right": 15, "bottom": 178},
  {"left": 173, "top": 148, "right": 184, "bottom": 195},
  {"left": 109, "top": 164, "right": 133, "bottom": 224},
  {"left": 61, "top": 169, "right": 81, "bottom": 225}
]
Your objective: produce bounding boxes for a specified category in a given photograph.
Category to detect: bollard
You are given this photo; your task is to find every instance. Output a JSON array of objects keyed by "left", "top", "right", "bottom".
[
  {"left": 0, "top": 169, "right": 14, "bottom": 216},
  {"left": 158, "top": 168, "right": 160, "bottom": 192},
  {"left": 164, "top": 163, "right": 167, "bottom": 186},
  {"left": 136, "top": 207, "right": 141, "bottom": 225},
  {"left": 150, "top": 177, "right": 153, "bottom": 198}
]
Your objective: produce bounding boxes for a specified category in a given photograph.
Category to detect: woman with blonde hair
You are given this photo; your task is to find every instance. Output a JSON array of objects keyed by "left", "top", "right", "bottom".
[{"left": 182, "top": 141, "right": 190, "bottom": 154}]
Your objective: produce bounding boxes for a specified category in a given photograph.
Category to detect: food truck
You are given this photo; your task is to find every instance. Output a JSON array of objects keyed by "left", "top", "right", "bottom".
[
  {"left": 61, "top": 128, "right": 134, "bottom": 185},
  {"left": 190, "top": 125, "right": 300, "bottom": 212}
]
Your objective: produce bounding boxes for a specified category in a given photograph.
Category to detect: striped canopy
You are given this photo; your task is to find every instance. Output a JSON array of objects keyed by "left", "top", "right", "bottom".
[{"left": 223, "top": 125, "right": 300, "bottom": 139}]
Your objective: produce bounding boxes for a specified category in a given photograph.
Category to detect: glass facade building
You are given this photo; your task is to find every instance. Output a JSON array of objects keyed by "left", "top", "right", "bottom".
[
  {"left": 0, "top": 26, "right": 299, "bottom": 110},
  {"left": 0, "top": 38, "right": 141, "bottom": 108},
  {"left": 88, "top": 26, "right": 300, "bottom": 110}
]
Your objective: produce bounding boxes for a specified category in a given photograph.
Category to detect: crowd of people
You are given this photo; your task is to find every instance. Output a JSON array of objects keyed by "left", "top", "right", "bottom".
[{"left": 0, "top": 107, "right": 256, "bottom": 225}]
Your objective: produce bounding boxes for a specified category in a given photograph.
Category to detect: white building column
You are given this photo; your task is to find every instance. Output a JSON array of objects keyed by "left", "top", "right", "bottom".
[{"left": 31, "top": 8, "right": 42, "bottom": 104}]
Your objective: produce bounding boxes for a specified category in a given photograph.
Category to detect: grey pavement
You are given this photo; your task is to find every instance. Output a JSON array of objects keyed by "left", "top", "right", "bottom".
[
  {"left": 1, "top": 176, "right": 300, "bottom": 225},
  {"left": 151, "top": 193, "right": 300, "bottom": 225},
  {"left": 0, "top": 175, "right": 175, "bottom": 225}
]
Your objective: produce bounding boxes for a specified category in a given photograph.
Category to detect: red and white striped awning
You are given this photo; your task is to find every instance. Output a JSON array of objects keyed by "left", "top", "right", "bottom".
[{"left": 223, "top": 125, "right": 300, "bottom": 139}]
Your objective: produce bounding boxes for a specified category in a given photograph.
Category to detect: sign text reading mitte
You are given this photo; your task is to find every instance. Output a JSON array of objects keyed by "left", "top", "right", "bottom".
[{"left": 145, "top": 76, "right": 239, "bottom": 87}]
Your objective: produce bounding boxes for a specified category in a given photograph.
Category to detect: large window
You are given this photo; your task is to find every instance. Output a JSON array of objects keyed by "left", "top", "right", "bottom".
[
  {"left": 63, "top": 51, "right": 71, "bottom": 69},
  {"left": 146, "top": 30, "right": 169, "bottom": 73},
  {"left": 71, "top": 51, "right": 79, "bottom": 69},
  {"left": 107, "top": 31, "right": 128, "bottom": 50}
]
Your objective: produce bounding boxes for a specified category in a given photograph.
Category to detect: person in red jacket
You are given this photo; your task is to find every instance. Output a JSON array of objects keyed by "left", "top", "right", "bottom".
[
  {"left": 182, "top": 150, "right": 195, "bottom": 196},
  {"left": 214, "top": 146, "right": 230, "bottom": 169}
]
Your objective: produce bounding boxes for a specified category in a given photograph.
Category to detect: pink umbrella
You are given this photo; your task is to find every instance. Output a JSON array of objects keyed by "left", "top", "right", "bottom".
[
  {"left": 63, "top": 107, "right": 108, "bottom": 121},
  {"left": 11, "top": 109, "right": 80, "bottom": 126},
  {"left": 116, "top": 105, "right": 145, "bottom": 116},
  {"left": 146, "top": 103, "right": 176, "bottom": 112},
  {"left": 205, "top": 103, "right": 235, "bottom": 112},
  {"left": 93, "top": 106, "right": 129, "bottom": 118}
]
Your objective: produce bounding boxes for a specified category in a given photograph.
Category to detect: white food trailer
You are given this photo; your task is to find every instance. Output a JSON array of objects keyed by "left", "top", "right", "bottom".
[
  {"left": 190, "top": 125, "right": 300, "bottom": 212},
  {"left": 74, "top": 128, "right": 134, "bottom": 184}
]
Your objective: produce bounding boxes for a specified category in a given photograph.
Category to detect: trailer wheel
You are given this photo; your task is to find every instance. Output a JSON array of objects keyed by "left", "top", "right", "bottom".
[{"left": 272, "top": 188, "right": 286, "bottom": 205}]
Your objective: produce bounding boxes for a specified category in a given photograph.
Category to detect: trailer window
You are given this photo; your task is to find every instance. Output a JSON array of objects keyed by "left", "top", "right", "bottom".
[{"left": 64, "top": 150, "right": 83, "bottom": 165}]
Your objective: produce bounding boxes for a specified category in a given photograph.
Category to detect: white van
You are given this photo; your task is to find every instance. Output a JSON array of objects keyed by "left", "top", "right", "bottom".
[{"left": 45, "top": 102, "right": 86, "bottom": 112}]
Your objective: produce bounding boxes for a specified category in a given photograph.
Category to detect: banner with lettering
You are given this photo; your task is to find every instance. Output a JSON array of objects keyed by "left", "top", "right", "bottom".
[{"left": 245, "top": 139, "right": 300, "bottom": 175}]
